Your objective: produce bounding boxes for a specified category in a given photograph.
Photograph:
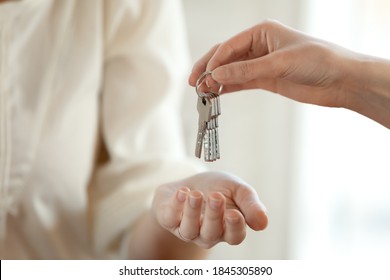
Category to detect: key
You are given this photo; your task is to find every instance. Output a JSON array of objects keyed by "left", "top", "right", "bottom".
[
  {"left": 208, "top": 96, "right": 217, "bottom": 161},
  {"left": 195, "top": 71, "right": 223, "bottom": 161},
  {"left": 211, "top": 121, "right": 216, "bottom": 161},
  {"left": 213, "top": 121, "right": 219, "bottom": 160},
  {"left": 210, "top": 94, "right": 220, "bottom": 160},
  {"left": 210, "top": 118, "right": 220, "bottom": 160},
  {"left": 195, "top": 95, "right": 212, "bottom": 158},
  {"left": 211, "top": 92, "right": 221, "bottom": 116},
  {"left": 204, "top": 126, "right": 211, "bottom": 161},
  {"left": 204, "top": 120, "right": 215, "bottom": 161},
  {"left": 214, "top": 94, "right": 221, "bottom": 159},
  {"left": 204, "top": 95, "right": 220, "bottom": 161},
  {"left": 202, "top": 94, "right": 217, "bottom": 161}
]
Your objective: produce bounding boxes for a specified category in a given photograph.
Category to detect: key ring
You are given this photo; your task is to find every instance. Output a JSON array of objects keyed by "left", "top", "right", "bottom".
[{"left": 195, "top": 71, "right": 223, "bottom": 98}]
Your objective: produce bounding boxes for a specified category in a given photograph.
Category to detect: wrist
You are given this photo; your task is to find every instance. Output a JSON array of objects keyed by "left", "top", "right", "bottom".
[{"left": 342, "top": 53, "right": 390, "bottom": 128}]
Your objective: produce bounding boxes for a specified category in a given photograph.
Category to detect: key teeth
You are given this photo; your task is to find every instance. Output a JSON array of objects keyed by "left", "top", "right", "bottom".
[{"left": 195, "top": 89, "right": 222, "bottom": 162}]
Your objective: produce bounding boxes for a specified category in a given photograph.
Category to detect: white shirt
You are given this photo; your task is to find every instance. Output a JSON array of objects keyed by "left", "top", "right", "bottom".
[{"left": 0, "top": 0, "right": 203, "bottom": 259}]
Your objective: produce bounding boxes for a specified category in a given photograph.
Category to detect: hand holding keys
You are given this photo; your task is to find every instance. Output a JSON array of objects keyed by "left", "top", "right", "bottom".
[{"left": 195, "top": 71, "right": 222, "bottom": 162}]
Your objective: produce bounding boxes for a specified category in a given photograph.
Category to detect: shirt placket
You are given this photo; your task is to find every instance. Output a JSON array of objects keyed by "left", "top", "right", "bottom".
[{"left": 0, "top": 19, "right": 12, "bottom": 238}]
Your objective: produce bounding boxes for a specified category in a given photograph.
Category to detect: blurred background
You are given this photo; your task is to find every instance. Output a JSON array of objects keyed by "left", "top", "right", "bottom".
[{"left": 180, "top": 0, "right": 390, "bottom": 259}]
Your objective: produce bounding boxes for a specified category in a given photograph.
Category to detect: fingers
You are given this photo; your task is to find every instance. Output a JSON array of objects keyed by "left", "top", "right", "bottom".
[
  {"left": 157, "top": 187, "right": 189, "bottom": 230},
  {"left": 206, "top": 25, "right": 268, "bottom": 72},
  {"left": 175, "top": 191, "right": 227, "bottom": 247},
  {"left": 177, "top": 190, "right": 204, "bottom": 241},
  {"left": 199, "top": 192, "right": 226, "bottom": 247},
  {"left": 189, "top": 44, "right": 220, "bottom": 87},
  {"left": 189, "top": 21, "right": 277, "bottom": 86},
  {"left": 196, "top": 193, "right": 247, "bottom": 247},
  {"left": 188, "top": 20, "right": 302, "bottom": 92},
  {"left": 223, "top": 209, "right": 246, "bottom": 245},
  {"left": 189, "top": 28, "right": 256, "bottom": 87},
  {"left": 156, "top": 172, "right": 268, "bottom": 250},
  {"left": 211, "top": 57, "right": 273, "bottom": 85},
  {"left": 176, "top": 191, "right": 247, "bottom": 248},
  {"left": 163, "top": 189, "right": 246, "bottom": 247}
]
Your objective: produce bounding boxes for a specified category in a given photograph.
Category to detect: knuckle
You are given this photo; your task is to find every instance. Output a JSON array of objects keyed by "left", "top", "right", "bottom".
[
  {"left": 238, "top": 62, "right": 252, "bottom": 78},
  {"left": 211, "top": 43, "right": 221, "bottom": 52},
  {"left": 208, "top": 42, "right": 233, "bottom": 70},
  {"left": 260, "top": 18, "right": 281, "bottom": 30},
  {"left": 160, "top": 207, "right": 181, "bottom": 229},
  {"left": 201, "top": 232, "right": 221, "bottom": 245}
]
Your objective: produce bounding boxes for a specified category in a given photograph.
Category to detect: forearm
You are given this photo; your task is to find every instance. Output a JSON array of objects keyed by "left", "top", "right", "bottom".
[
  {"left": 344, "top": 54, "right": 390, "bottom": 129},
  {"left": 126, "top": 211, "right": 208, "bottom": 260}
]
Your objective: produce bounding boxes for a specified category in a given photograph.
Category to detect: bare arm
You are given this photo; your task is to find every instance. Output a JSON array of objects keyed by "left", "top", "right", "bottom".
[
  {"left": 127, "top": 211, "right": 208, "bottom": 260},
  {"left": 344, "top": 55, "right": 390, "bottom": 129}
]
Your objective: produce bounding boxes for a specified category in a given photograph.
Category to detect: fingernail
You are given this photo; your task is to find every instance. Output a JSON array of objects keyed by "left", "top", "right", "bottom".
[
  {"left": 226, "top": 214, "right": 240, "bottom": 224},
  {"left": 209, "top": 196, "right": 222, "bottom": 210},
  {"left": 177, "top": 190, "right": 187, "bottom": 202},
  {"left": 190, "top": 192, "right": 204, "bottom": 208},
  {"left": 205, "top": 76, "right": 211, "bottom": 88},
  {"left": 189, "top": 195, "right": 198, "bottom": 208},
  {"left": 212, "top": 67, "right": 228, "bottom": 81}
]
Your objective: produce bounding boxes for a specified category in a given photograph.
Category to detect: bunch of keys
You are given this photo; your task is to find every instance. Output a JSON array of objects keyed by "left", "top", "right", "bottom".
[{"left": 195, "top": 71, "right": 223, "bottom": 162}]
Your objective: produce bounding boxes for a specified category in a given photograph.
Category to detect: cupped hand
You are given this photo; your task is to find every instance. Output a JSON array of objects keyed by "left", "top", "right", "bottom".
[{"left": 152, "top": 171, "right": 268, "bottom": 249}]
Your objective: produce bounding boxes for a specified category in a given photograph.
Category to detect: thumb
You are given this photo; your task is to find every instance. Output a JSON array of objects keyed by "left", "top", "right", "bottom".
[
  {"left": 234, "top": 186, "right": 268, "bottom": 231},
  {"left": 242, "top": 196, "right": 268, "bottom": 231}
]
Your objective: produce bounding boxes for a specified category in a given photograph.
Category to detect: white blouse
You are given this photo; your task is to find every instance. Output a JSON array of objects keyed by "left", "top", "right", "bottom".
[{"left": 0, "top": 0, "right": 204, "bottom": 259}]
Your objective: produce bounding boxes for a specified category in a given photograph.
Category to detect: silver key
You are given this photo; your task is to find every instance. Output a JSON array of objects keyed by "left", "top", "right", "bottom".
[
  {"left": 211, "top": 121, "right": 216, "bottom": 161},
  {"left": 207, "top": 97, "right": 216, "bottom": 161},
  {"left": 214, "top": 94, "right": 221, "bottom": 159},
  {"left": 195, "top": 71, "right": 223, "bottom": 161},
  {"left": 204, "top": 120, "right": 214, "bottom": 161},
  {"left": 204, "top": 95, "right": 220, "bottom": 161},
  {"left": 212, "top": 95, "right": 220, "bottom": 160},
  {"left": 195, "top": 95, "right": 212, "bottom": 158},
  {"left": 204, "top": 125, "right": 211, "bottom": 161},
  {"left": 215, "top": 122, "right": 220, "bottom": 159},
  {"left": 209, "top": 118, "right": 220, "bottom": 160}
]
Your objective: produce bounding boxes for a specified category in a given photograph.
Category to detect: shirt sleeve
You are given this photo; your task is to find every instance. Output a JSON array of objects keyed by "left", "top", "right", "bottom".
[{"left": 89, "top": 0, "right": 205, "bottom": 257}]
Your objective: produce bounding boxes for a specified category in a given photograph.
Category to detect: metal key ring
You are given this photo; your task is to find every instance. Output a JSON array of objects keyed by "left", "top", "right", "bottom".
[{"left": 195, "top": 71, "right": 223, "bottom": 98}]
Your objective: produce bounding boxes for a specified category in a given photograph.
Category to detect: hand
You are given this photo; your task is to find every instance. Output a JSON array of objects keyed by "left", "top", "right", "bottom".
[
  {"left": 152, "top": 171, "right": 268, "bottom": 249},
  {"left": 189, "top": 20, "right": 357, "bottom": 108}
]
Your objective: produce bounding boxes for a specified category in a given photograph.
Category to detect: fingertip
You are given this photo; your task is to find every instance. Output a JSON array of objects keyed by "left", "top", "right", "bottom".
[
  {"left": 224, "top": 209, "right": 246, "bottom": 245},
  {"left": 188, "top": 190, "right": 204, "bottom": 209},
  {"left": 249, "top": 209, "right": 268, "bottom": 231},
  {"left": 200, "top": 192, "right": 226, "bottom": 246},
  {"left": 211, "top": 191, "right": 226, "bottom": 200},
  {"left": 188, "top": 71, "right": 199, "bottom": 87},
  {"left": 160, "top": 187, "right": 190, "bottom": 230},
  {"left": 208, "top": 192, "right": 226, "bottom": 210},
  {"left": 234, "top": 186, "right": 268, "bottom": 231},
  {"left": 257, "top": 201, "right": 268, "bottom": 230},
  {"left": 176, "top": 187, "right": 190, "bottom": 203},
  {"left": 212, "top": 66, "right": 229, "bottom": 83}
]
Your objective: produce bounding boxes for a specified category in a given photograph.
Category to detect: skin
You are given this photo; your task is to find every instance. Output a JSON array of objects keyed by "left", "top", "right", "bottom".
[
  {"left": 189, "top": 20, "right": 390, "bottom": 129},
  {"left": 128, "top": 171, "right": 268, "bottom": 259}
]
